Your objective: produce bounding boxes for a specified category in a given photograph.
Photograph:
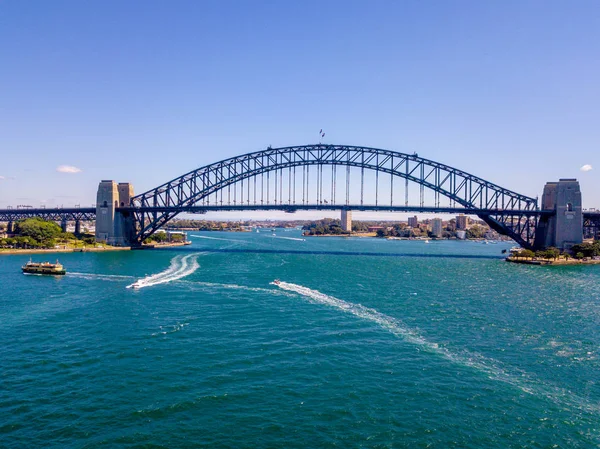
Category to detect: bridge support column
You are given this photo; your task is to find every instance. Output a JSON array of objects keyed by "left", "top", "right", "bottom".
[
  {"left": 7, "top": 221, "right": 14, "bottom": 234},
  {"left": 60, "top": 218, "right": 68, "bottom": 233},
  {"left": 74, "top": 220, "right": 81, "bottom": 235},
  {"left": 95, "top": 181, "right": 135, "bottom": 246},
  {"left": 96, "top": 180, "right": 118, "bottom": 245},
  {"left": 535, "top": 179, "right": 583, "bottom": 251},
  {"left": 341, "top": 209, "right": 352, "bottom": 232}
]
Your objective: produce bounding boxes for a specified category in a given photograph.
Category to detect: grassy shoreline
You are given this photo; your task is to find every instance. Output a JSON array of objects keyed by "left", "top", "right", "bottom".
[
  {"left": 0, "top": 247, "right": 131, "bottom": 256},
  {"left": 0, "top": 242, "right": 190, "bottom": 256},
  {"left": 506, "top": 257, "right": 600, "bottom": 266}
]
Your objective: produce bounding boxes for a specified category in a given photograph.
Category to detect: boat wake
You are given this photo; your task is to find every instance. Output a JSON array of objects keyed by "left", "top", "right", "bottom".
[
  {"left": 179, "top": 280, "right": 297, "bottom": 297},
  {"left": 69, "top": 272, "right": 135, "bottom": 281},
  {"left": 190, "top": 235, "right": 248, "bottom": 243},
  {"left": 269, "top": 236, "right": 306, "bottom": 242},
  {"left": 273, "top": 281, "right": 600, "bottom": 415},
  {"left": 127, "top": 253, "right": 202, "bottom": 289}
]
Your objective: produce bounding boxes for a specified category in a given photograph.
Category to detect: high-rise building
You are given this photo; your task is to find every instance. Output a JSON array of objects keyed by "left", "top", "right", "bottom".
[
  {"left": 431, "top": 218, "right": 443, "bottom": 238},
  {"left": 456, "top": 214, "right": 469, "bottom": 230},
  {"left": 408, "top": 216, "right": 418, "bottom": 228},
  {"left": 341, "top": 209, "right": 352, "bottom": 232}
]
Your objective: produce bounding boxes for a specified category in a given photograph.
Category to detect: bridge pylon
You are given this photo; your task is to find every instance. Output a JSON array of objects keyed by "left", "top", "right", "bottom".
[
  {"left": 95, "top": 181, "right": 135, "bottom": 246},
  {"left": 535, "top": 179, "right": 583, "bottom": 251}
]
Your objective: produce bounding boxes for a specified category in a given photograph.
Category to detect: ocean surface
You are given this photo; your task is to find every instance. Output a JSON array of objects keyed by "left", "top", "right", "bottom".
[{"left": 1, "top": 231, "right": 600, "bottom": 448}]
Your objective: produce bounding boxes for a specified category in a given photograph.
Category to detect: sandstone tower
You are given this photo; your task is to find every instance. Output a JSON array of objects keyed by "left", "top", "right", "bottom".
[
  {"left": 96, "top": 181, "right": 135, "bottom": 246},
  {"left": 536, "top": 179, "right": 583, "bottom": 250}
]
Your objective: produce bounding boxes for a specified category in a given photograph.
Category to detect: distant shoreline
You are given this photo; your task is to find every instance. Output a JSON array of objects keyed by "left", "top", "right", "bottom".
[{"left": 303, "top": 232, "right": 376, "bottom": 238}]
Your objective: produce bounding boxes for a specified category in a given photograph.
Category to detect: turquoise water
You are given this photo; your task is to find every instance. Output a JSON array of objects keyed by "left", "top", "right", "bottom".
[{"left": 2, "top": 232, "right": 600, "bottom": 448}]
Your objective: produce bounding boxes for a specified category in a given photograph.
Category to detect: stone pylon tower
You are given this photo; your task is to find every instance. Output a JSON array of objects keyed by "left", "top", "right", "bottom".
[
  {"left": 96, "top": 180, "right": 119, "bottom": 244},
  {"left": 535, "top": 179, "right": 583, "bottom": 250},
  {"left": 96, "top": 181, "right": 135, "bottom": 246}
]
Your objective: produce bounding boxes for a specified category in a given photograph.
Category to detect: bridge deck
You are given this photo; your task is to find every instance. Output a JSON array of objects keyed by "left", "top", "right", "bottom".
[{"left": 0, "top": 205, "right": 561, "bottom": 218}]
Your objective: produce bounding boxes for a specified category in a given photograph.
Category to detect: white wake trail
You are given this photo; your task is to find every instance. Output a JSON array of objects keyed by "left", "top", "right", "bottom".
[
  {"left": 273, "top": 281, "right": 600, "bottom": 416},
  {"left": 190, "top": 235, "right": 247, "bottom": 243},
  {"left": 69, "top": 272, "right": 135, "bottom": 280},
  {"left": 269, "top": 236, "right": 306, "bottom": 242},
  {"left": 127, "top": 253, "right": 202, "bottom": 289}
]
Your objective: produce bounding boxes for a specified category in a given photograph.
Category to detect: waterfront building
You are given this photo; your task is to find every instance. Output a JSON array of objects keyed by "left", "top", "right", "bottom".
[
  {"left": 431, "top": 218, "right": 443, "bottom": 238},
  {"left": 456, "top": 214, "right": 469, "bottom": 230},
  {"left": 408, "top": 216, "right": 418, "bottom": 228}
]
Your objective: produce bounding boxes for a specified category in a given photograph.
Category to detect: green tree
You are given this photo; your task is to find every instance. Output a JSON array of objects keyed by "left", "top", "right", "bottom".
[
  {"left": 352, "top": 222, "right": 369, "bottom": 232},
  {"left": 571, "top": 243, "right": 599, "bottom": 258},
  {"left": 14, "top": 218, "right": 62, "bottom": 243},
  {"left": 170, "top": 233, "right": 185, "bottom": 242},
  {"left": 466, "top": 225, "right": 486, "bottom": 239},
  {"left": 519, "top": 249, "right": 535, "bottom": 259},
  {"left": 546, "top": 247, "right": 560, "bottom": 260}
]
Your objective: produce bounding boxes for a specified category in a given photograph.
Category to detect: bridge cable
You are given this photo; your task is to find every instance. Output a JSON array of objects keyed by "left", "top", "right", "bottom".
[
  {"left": 375, "top": 153, "right": 379, "bottom": 207},
  {"left": 405, "top": 159, "right": 409, "bottom": 207}
]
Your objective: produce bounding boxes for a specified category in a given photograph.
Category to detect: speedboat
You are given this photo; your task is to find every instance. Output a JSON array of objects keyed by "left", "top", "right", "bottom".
[{"left": 273, "top": 279, "right": 281, "bottom": 285}]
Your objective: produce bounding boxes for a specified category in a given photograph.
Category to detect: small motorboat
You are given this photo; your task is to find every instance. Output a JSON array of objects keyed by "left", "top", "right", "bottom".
[
  {"left": 273, "top": 279, "right": 281, "bottom": 285},
  {"left": 126, "top": 280, "right": 143, "bottom": 289}
]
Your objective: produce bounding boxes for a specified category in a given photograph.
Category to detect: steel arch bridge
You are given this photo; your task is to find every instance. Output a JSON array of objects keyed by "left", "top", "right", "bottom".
[{"left": 131, "top": 144, "right": 540, "bottom": 248}]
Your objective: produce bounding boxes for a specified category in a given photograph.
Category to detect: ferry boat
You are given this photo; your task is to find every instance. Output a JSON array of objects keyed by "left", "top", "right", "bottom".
[{"left": 22, "top": 260, "right": 66, "bottom": 276}]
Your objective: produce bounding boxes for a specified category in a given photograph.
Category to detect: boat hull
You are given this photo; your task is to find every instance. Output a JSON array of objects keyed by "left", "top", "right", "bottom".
[{"left": 22, "top": 268, "right": 66, "bottom": 276}]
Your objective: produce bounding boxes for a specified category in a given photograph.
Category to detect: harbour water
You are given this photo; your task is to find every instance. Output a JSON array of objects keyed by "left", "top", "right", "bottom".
[{"left": 1, "top": 231, "right": 600, "bottom": 447}]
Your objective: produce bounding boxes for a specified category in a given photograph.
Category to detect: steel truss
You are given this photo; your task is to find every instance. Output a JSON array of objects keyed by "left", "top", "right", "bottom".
[
  {"left": 0, "top": 208, "right": 96, "bottom": 223},
  {"left": 132, "top": 145, "right": 539, "bottom": 248}
]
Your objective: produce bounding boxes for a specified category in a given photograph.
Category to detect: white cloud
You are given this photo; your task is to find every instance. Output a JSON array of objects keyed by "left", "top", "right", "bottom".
[
  {"left": 580, "top": 164, "right": 593, "bottom": 172},
  {"left": 0, "top": 175, "right": 5, "bottom": 180},
  {"left": 56, "top": 165, "right": 82, "bottom": 174}
]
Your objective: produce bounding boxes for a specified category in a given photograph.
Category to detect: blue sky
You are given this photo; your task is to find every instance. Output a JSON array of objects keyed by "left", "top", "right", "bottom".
[{"left": 0, "top": 1, "right": 598, "bottom": 218}]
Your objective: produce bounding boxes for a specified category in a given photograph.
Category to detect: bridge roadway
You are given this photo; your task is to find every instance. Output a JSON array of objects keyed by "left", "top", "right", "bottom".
[{"left": 4, "top": 206, "right": 600, "bottom": 221}]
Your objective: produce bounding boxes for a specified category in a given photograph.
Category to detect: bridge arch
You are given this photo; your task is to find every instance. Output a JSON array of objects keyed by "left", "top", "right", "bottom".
[{"left": 131, "top": 145, "right": 539, "bottom": 247}]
